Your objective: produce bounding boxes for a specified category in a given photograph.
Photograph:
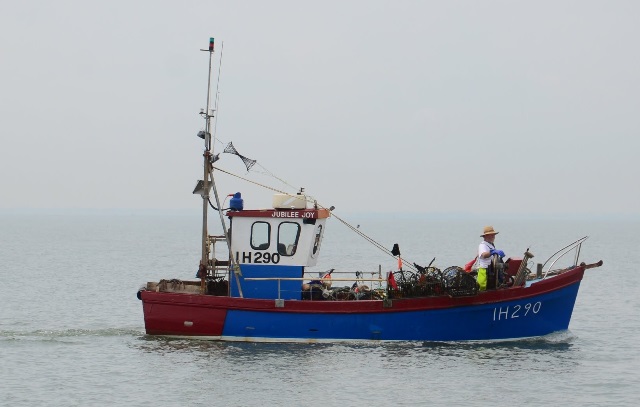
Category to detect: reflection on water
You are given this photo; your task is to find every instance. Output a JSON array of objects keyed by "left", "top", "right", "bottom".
[
  {"left": 135, "top": 335, "right": 229, "bottom": 356},
  {"left": 132, "top": 330, "right": 579, "bottom": 371},
  {"left": 128, "top": 331, "right": 587, "bottom": 406}
]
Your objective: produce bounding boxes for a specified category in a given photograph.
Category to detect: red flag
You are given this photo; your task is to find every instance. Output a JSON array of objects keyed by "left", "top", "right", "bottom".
[
  {"left": 463, "top": 256, "right": 478, "bottom": 272},
  {"left": 388, "top": 271, "right": 398, "bottom": 290}
]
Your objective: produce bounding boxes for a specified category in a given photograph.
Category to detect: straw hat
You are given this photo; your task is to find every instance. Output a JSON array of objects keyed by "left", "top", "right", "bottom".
[{"left": 481, "top": 226, "right": 499, "bottom": 237}]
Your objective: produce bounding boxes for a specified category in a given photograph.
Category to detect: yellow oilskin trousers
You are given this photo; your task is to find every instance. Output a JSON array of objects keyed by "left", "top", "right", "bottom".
[{"left": 477, "top": 268, "right": 487, "bottom": 291}]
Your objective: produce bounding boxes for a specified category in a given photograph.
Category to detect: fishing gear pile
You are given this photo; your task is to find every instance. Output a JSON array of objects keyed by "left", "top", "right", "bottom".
[{"left": 388, "top": 265, "right": 478, "bottom": 299}]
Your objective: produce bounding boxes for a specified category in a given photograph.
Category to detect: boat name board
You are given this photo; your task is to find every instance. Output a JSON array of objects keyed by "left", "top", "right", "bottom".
[
  {"left": 236, "top": 251, "right": 281, "bottom": 264},
  {"left": 228, "top": 209, "right": 330, "bottom": 219},
  {"left": 492, "top": 301, "right": 542, "bottom": 321},
  {"left": 272, "top": 211, "right": 317, "bottom": 219}
]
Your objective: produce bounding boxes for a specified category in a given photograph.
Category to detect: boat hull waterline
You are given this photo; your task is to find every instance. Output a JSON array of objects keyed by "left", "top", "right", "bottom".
[{"left": 141, "top": 267, "right": 584, "bottom": 343}]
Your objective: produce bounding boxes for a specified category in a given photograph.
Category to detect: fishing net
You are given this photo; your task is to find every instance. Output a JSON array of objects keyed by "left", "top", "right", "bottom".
[{"left": 223, "top": 142, "right": 256, "bottom": 172}]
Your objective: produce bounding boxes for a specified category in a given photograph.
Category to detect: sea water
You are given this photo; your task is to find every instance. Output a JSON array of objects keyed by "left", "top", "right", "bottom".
[{"left": 1, "top": 210, "right": 639, "bottom": 406}]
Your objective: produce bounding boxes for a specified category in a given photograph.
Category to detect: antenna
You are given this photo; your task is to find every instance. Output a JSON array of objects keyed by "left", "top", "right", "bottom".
[{"left": 212, "top": 41, "right": 224, "bottom": 143}]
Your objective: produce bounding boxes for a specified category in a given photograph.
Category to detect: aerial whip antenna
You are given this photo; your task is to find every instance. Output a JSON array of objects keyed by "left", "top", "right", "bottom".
[{"left": 212, "top": 41, "right": 224, "bottom": 142}]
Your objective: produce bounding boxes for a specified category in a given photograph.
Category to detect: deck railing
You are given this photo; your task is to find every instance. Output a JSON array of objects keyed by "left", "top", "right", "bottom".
[
  {"left": 539, "top": 236, "right": 589, "bottom": 279},
  {"left": 244, "top": 275, "right": 387, "bottom": 300}
]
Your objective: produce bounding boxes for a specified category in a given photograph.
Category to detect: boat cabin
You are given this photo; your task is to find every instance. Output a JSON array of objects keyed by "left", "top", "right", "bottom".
[{"left": 226, "top": 193, "right": 330, "bottom": 300}]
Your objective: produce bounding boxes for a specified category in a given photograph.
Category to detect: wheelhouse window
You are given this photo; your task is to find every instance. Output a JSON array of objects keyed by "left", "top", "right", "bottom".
[
  {"left": 250, "top": 221, "right": 271, "bottom": 250},
  {"left": 277, "top": 222, "right": 301, "bottom": 256}
]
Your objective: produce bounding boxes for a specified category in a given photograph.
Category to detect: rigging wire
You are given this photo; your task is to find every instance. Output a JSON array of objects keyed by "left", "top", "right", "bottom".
[
  {"left": 212, "top": 41, "right": 224, "bottom": 144},
  {"left": 212, "top": 165, "right": 418, "bottom": 272},
  {"left": 252, "top": 163, "right": 299, "bottom": 192},
  {"left": 211, "top": 137, "right": 300, "bottom": 192}
]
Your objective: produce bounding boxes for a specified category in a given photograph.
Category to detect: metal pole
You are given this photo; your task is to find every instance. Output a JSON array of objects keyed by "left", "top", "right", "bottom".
[{"left": 199, "top": 38, "right": 215, "bottom": 294}]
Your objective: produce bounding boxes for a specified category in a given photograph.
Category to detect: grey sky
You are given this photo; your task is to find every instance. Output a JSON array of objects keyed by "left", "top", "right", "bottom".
[{"left": 1, "top": 1, "right": 639, "bottom": 216}]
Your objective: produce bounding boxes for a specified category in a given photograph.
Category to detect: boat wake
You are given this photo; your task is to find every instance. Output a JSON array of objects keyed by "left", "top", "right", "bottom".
[
  {"left": 0, "top": 327, "right": 143, "bottom": 342},
  {"left": 420, "top": 330, "right": 575, "bottom": 351}
]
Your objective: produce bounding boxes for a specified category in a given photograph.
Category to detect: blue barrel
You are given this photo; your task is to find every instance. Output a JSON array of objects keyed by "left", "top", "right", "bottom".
[{"left": 229, "top": 192, "right": 243, "bottom": 211}]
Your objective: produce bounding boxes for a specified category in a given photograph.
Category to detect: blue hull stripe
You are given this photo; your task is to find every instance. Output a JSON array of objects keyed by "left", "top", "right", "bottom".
[{"left": 221, "top": 282, "right": 581, "bottom": 341}]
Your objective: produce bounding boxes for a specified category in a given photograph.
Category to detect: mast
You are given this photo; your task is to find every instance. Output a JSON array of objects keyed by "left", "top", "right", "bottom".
[
  {"left": 196, "top": 38, "right": 242, "bottom": 297},
  {"left": 199, "top": 38, "right": 215, "bottom": 293}
]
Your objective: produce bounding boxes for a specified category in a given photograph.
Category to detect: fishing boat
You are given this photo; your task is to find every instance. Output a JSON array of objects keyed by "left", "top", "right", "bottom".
[{"left": 137, "top": 38, "right": 602, "bottom": 342}]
